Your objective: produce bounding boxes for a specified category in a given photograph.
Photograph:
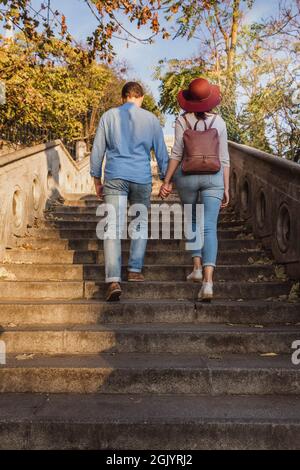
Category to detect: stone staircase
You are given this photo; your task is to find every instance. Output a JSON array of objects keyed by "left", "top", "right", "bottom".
[{"left": 0, "top": 193, "right": 300, "bottom": 449}]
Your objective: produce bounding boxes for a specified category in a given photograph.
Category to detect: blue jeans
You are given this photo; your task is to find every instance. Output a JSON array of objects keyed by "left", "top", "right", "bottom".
[
  {"left": 173, "top": 166, "right": 224, "bottom": 267},
  {"left": 103, "top": 179, "right": 152, "bottom": 283}
]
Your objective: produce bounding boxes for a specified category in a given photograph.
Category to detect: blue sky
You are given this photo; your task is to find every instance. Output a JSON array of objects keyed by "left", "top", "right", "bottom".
[{"left": 28, "top": 0, "right": 281, "bottom": 133}]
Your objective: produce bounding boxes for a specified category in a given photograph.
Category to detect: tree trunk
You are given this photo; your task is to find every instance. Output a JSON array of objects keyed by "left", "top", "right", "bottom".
[{"left": 227, "top": 0, "right": 241, "bottom": 74}]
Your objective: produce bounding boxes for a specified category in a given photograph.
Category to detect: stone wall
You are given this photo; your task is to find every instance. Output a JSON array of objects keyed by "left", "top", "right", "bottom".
[
  {"left": 229, "top": 141, "right": 300, "bottom": 279},
  {"left": 0, "top": 140, "right": 93, "bottom": 258}
]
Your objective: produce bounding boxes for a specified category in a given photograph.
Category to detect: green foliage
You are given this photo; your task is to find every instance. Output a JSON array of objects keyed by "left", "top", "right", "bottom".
[
  {"left": 0, "top": 35, "right": 162, "bottom": 147},
  {"left": 142, "top": 92, "right": 165, "bottom": 125},
  {"left": 155, "top": 59, "right": 242, "bottom": 142},
  {"left": 155, "top": 3, "right": 299, "bottom": 157},
  {"left": 0, "top": 36, "right": 123, "bottom": 144}
]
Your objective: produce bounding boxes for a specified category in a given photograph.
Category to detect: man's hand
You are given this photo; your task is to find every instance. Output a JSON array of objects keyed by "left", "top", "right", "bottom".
[
  {"left": 159, "top": 182, "right": 173, "bottom": 200},
  {"left": 221, "top": 189, "right": 230, "bottom": 209},
  {"left": 94, "top": 178, "right": 103, "bottom": 200}
]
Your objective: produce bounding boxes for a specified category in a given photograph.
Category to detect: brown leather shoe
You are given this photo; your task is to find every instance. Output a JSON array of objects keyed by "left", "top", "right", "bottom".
[
  {"left": 128, "top": 272, "right": 145, "bottom": 282},
  {"left": 106, "top": 282, "right": 122, "bottom": 302}
]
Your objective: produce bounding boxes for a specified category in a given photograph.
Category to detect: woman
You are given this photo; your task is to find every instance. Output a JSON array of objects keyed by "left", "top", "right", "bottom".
[{"left": 159, "top": 78, "right": 230, "bottom": 301}]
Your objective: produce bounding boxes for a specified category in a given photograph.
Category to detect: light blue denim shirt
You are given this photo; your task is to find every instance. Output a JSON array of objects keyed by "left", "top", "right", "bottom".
[{"left": 90, "top": 102, "right": 169, "bottom": 184}]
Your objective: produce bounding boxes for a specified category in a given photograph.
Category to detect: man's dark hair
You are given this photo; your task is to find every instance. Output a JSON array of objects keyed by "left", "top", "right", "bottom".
[{"left": 122, "top": 82, "right": 144, "bottom": 99}]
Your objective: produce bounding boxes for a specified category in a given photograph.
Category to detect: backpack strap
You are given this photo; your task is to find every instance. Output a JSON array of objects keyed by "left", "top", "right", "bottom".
[
  {"left": 182, "top": 113, "right": 192, "bottom": 130},
  {"left": 208, "top": 114, "right": 218, "bottom": 129},
  {"left": 194, "top": 119, "right": 207, "bottom": 131}
]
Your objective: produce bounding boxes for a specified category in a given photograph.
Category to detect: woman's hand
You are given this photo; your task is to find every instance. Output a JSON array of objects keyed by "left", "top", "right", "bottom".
[
  {"left": 159, "top": 182, "right": 173, "bottom": 200},
  {"left": 221, "top": 189, "right": 230, "bottom": 209}
]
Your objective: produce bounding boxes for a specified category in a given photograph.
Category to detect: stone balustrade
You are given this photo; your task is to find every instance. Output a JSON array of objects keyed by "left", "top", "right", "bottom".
[
  {"left": 0, "top": 140, "right": 93, "bottom": 258},
  {"left": 229, "top": 141, "right": 300, "bottom": 279}
]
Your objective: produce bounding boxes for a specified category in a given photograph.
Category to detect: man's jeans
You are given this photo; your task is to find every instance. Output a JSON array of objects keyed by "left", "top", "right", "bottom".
[
  {"left": 173, "top": 166, "right": 224, "bottom": 267},
  {"left": 103, "top": 179, "right": 152, "bottom": 283}
]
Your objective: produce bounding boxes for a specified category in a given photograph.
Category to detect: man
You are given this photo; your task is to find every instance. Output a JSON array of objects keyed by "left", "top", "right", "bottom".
[{"left": 90, "top": 82, "right": 169, "bottom": 301}]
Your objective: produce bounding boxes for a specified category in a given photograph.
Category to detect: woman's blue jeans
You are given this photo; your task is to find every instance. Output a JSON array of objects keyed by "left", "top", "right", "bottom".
[
  {"left": 102, "top": 179, "right": 152, "bottom": 283},
  {"left": 173, "top": 166, "right": 224, "bottom": 267}
]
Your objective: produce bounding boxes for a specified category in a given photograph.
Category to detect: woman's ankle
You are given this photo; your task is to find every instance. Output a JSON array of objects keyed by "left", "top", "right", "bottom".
[
  {"left": 193, "top": 257, "right": 202, "bottom": 271},
  {"left": 203, "top": 265, "right": 214, "bottom": 283}
]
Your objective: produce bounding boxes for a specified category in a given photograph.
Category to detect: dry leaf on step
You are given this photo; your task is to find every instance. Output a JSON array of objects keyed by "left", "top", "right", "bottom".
[
  {"left": 0, "top": 267, "right": 16, "bottom": 280},
  {"left": 275, "top": 265, "right": 287, "bottom": 280},
  {"left": 260, "top": 352, "right": 278, "bottom": 357},
  {"left": 15, "top": 354, "right": 35, "bottom": 361}
]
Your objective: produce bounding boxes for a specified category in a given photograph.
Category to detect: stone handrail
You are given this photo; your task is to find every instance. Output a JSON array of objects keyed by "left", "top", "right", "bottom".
[
  {"left": 229, "top": 141, "right": 300, "bottom": 279},
  {"left": 0, "top": 140, "right": 93, "bottom": 258}
]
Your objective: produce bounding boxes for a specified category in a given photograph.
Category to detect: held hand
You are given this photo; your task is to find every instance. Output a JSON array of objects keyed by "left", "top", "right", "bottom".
[
  {"left": 159, "top": 182, "right": 173, "bottom": 200},
  {"left": 221, "top": 189, "right": 230, "bottom": 209},
  {"left": 94, "top": 178, "right": 103, "bottom": 200}
]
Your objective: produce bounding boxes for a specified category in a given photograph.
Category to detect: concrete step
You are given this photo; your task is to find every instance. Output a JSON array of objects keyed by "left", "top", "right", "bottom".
[
  {"left": 0, "top": 300, "right": 299, "bottom": 326},
  {"left": 0, "top": 280, "right": 291, "bottom": 301},
  {"left": 1, "top": 323, "right": 299, "bottom": 354},
  {"left": 4, "top": 248, "right": 269, "bottom": 265},
  {"left": 62, "top": 195, "right": 233, "bottom": 206},
  {"left": 0, "top": 264, "right": 277, "bottom": 282},
  {"left": 84, "top": 280, "right": 291, "bottom": 301},
  {"left": 16, "top": 237, "right": 262, "bottom": 251},
  {"left": 0, "top": 353, "right": 299, "bottom": 395},
  {"left": 43, "top": 219, "right": 249, "bottom": 233},
  {"left": 0, "top": 393, "right": 299, "bottom": 449},
  {"left": 49, "top": 206, "right": 241, "bottom": 221},
  {"left": 28, "top": 227, "right": 252, "bottom": 240},
  {"left": 45, "top": 214, "right": 246, "bottom": 229}
]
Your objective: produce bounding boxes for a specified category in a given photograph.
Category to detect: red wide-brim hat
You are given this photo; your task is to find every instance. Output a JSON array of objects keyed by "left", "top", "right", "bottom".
[{"left": 177, "top": 78, "right": 221, "bottom": 113}]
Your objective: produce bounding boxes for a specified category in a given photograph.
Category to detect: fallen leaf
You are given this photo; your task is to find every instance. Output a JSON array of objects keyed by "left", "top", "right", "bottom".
[
  {"left": 0, "top": 267, "right": 17, "bottom": 280},
  {"left": 15, "top": 354, "right": 35, "bottom": 361},
  {"left": 260, "top": 352, "right": 278, "bottom": 357},
  {"left": 288, "top": 282, "right": 300, "bottom": 303},
  {"left": 278, "top": 295, "right": 288, "bottom": 301},
  {"left": 275, "top": 265, "right": 287, "bottom": 280}
]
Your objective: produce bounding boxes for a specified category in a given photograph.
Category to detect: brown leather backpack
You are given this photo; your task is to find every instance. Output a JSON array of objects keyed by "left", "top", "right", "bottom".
[{"left": 181, "top": 114, "right": 221, "bottom": 175}]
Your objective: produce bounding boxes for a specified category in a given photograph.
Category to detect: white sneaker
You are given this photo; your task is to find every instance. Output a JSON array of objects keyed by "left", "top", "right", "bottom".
[
  {"left": 198, "top": 282, "right": 213, "bottom": 301},
  {"left": 186, "top": 268, "right": 203, "bottom": 283}
]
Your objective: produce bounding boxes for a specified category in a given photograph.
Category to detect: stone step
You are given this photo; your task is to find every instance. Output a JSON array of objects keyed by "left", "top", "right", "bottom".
[
  {"left": 29, "top": 227, "right": 252, "bottom": 241},
  {"left": 43, "top": 219, "right": 248, "bottom": 233},
  {"left": 63, "top": 195, "right": 230, "bottom": 205},
  {"left": 0, "top": 393, "right": 299, "bottom": 449},
  {"left": 16, "top": 237, "right": 262, "bottom": 251},
  {"left": 0, "top": 353, "right": 299, "bottom": 395},
  {"left": 50, "top": 206, "right": 240, "bottom": 221},
  {"left": 0, "top": 300, "right": 299, "bottom": 326},
  {"left": 0, "top": 280, "right": 291, "bottom": 301},
  {"left": 4, "top": 248, "right": 268, "bottom": 265},
  {"left": 1, "top": 323, "right": 299, "bottom": 354},
  {"left": 0, "top": 264, "right": 276, "bottom": 282},
  {"left": 84, "top": 280, "right": 290, "bottom": 301},
  {"left": 46, "top": 214, "right": 246, "bottom": 229}
]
